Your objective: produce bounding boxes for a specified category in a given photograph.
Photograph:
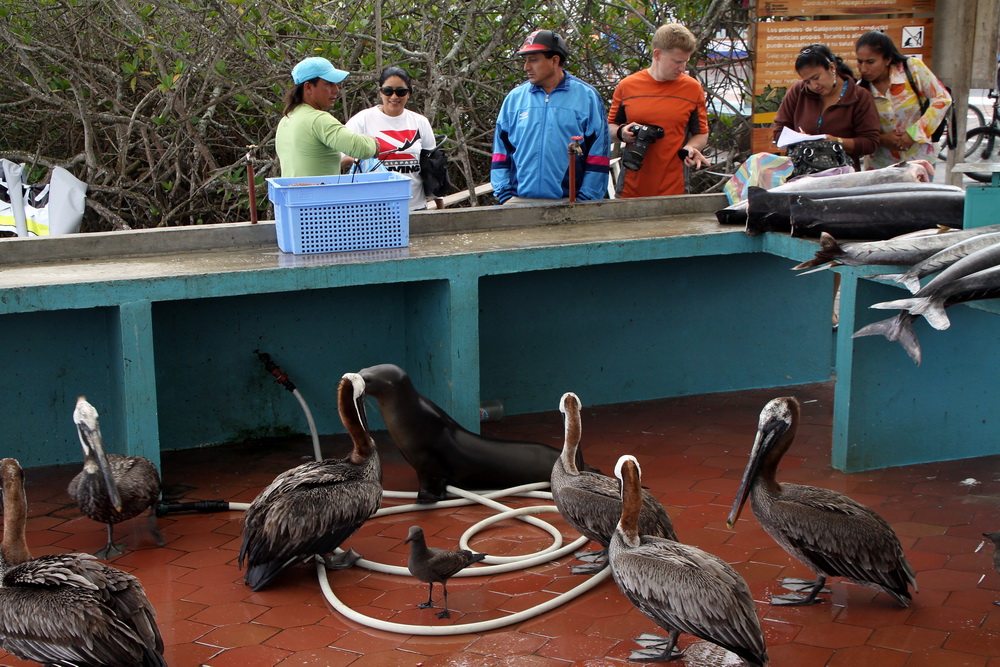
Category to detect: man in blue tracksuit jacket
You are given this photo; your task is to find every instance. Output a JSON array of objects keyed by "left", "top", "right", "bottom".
[{"left": 491, "top": 30, "right": 611, "bottom": 204}]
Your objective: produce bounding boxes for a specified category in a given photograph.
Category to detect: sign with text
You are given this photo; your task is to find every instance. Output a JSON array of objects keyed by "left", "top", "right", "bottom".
[
  {"left": 751, "top": 17, "right": 935, "bottom": 152},
  {"left": 757, "top": 1, "right": 934, "bottom": 16}
]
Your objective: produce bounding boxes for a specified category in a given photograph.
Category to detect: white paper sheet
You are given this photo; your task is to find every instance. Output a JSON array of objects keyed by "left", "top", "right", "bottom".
[{"left": 776, "top": 126, "right": 826, "bottom": 148}]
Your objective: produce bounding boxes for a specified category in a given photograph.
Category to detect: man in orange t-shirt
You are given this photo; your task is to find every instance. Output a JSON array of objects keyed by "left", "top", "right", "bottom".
[{"left": 608, "top": 23, "right": 710, "bottom": 198}]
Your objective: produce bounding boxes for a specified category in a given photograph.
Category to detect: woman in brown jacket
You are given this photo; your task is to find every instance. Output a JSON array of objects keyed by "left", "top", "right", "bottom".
[{"left": 772, "top": 44, "right": 880, "bottom": 165}]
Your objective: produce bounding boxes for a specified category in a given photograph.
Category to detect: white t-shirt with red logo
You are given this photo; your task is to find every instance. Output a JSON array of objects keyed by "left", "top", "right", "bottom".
[{"left": 345, "top": 107, "right": 438, "bottom": 210}]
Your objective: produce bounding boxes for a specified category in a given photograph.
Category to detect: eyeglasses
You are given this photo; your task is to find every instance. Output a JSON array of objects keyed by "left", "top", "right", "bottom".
[{"left": 380, "top": 87, "right": 411, "bottom": 97}]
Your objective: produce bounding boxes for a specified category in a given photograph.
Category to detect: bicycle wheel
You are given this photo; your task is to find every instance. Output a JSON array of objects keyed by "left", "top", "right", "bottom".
[
  {"left": 938, "top": 104, "right": 987, "bottom": 160},
  {"left": 963, "top": 126, "right": 1000, "bottom": 183}
]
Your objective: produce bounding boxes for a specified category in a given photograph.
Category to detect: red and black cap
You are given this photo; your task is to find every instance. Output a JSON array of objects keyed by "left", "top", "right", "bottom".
[{"left": 517, "top": 30, "right": 568, "bottom": 60}]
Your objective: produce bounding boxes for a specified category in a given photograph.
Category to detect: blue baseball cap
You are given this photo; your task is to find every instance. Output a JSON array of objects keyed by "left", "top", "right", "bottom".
[{"left": 291, "top": 57, "right": 349, "bottom": 85}]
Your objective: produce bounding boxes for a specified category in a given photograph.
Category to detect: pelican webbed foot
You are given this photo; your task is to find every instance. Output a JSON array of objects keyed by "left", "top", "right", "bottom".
[
  {"left": 435, "top": 609, "right": 451, "bottom": 619},
  {"left": 321, "top": 549, "right": 362, "bottom": 570},
  {"left": 94, "top": 541, "right": 126, "bottom": 560},
  {"left": 771, "top": 577, "right": 828, "bottom": 605},
  {"left": 571, "top": 549, "right": 608, "bottom": 574},
  {"left": 416, "top": 601, "right": 435, "bottom": 609},
  {"left": 148, "top": 509, "right": 165, "bottom": 547},
  {"left": 570, "top": 561, "right": 609, "bottom": 575},
  {"left": 780, "top": 577, "right": 830, "bottom": 593},
  {"left": 629, "top": 632, "right": 684, "bottom": 662},
  {"left": 574, "top": 549, "right": 607, "bottom": 563}
]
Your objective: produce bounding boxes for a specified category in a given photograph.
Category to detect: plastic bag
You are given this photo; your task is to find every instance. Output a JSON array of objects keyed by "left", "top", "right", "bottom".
[
  {"left": 723, "top": 152, "right": 794, "bottom": 204},
  {"left": 0, "top": 160, "right": 87, "bottom": 237}
]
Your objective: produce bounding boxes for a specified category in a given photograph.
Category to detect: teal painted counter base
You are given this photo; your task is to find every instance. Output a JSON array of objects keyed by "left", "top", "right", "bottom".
[
  {"left": 835, "top": 267, "right": 1000, "bottom": 472},
  {"left": 5, "top": 195, "right": 994, "bottom": 474}
]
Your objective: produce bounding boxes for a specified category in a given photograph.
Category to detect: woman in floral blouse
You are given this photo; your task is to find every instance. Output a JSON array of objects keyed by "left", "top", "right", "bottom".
[{"left": 855, "top": 31, "right": 952, "bottom": 169}]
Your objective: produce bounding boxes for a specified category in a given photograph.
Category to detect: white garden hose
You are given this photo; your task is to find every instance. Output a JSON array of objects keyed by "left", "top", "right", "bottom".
[
  {"left": 315, "top": 484, "right": 611, "bottom": 635},
  {"left": 243, "top": 379, "right": 611, "bottom": 635},
  {"left": 230, "top": 485, "right": 611, "bottom": 635}
]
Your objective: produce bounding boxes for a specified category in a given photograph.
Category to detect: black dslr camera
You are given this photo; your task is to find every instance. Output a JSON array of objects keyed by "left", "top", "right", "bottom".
[{"left": 621, "top": 123, "right": 665, "bottom": 171}]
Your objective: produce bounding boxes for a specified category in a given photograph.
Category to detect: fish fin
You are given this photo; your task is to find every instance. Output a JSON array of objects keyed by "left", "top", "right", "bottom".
[
  {"left": 852, "top": 314, "right": 922, "bottom": 365},
  {"left": 871, "top": 296, "right": 951, "bottom": 330},
  {"left": 795, "top": 262, "right": 839, "bottom": 275},
  {"left": 870, "top": 297, "right": 920, "bottom": 311},
  {"left": 793, "top": 232, "right": 842, "bottom": 269},
  {"left": 868, "top": 272, "right": 921, "bottom": 293},
  {"left": 920, "top": 301, "right": 951, "bottom": 331}
]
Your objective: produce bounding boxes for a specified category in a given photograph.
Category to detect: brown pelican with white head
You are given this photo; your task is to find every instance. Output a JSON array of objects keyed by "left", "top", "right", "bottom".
[
  {"left": 727, "top": 396, "right": 917, "bottom": 606},
  {"left": 404, "top": 525, "right": 487, "bottom": 619},
  {"left": 68, "top": 396, "right": 163, "bottom": 559},
  {"left": 551, "top": 392, "right": 676, "bottom": 574},
  {"left": 0, "top": 457, "right": 166, "bottom": 665},
  {"left": 239, "top": 372, "right": 382, "bottom": 591},
  {"left": 609, "top": 455, "right": 768, "bottom": 665}
]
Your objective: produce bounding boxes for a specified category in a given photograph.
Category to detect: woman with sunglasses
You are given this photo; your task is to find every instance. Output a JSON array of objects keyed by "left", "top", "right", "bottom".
[
  {"left": 345, "top": 66, "right": 445, "bottom": 210},
  {"left": 771, "top": 44, "right": 880, "bottom": 167}
]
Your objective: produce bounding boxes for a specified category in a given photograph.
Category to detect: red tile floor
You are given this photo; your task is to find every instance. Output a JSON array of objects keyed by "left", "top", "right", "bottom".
[{"left": 5, "top": 381, "right": 1000, "bottom": 666}]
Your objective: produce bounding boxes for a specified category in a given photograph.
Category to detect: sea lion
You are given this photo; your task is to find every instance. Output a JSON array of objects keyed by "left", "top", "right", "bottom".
[{"left": 359, "top": 363, "right": 585, "bottom": 503}]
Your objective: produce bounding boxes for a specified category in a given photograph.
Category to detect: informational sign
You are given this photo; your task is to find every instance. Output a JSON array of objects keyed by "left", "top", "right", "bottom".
[
  {"left": 751, "top": 17, "right": 935, "bottom": 152},
  {"left": 757, "top": 1, "right": 934, "bottom": 16}
]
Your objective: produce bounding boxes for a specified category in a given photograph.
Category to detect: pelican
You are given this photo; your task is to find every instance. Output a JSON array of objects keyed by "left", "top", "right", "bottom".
[
  {"left": 727, "top": 396, "right": 916, "bottom": 607},
  {"left": 0, "top": 458, "right": 166, "bottom": 665},
  {"left": 609, "top": 455, "right": 768, "bottom": 666},
  {"left": 983, "top": 531, "right": 1000, "bottom": 605},
  {"left": 239, "top": 373, "right": 382, "bottom": 591},
  {"left": 551, "top": 392, "right": 676, "bottom": 574},
  {"left": 68, "top": 396, "right": 163, "bottom": 559},
  {"left": 404, "top": 525, "right": 486, "bottom": 619}
]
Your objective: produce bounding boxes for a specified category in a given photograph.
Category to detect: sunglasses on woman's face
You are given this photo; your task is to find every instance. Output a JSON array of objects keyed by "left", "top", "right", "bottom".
[{"left": 380, "top": 87, "right": 411, "bottom": 97}]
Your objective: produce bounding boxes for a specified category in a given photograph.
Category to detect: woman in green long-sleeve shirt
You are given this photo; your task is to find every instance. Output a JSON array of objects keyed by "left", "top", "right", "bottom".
[{"left": 275, "top": 57, "right": 379, "bottom": 177}]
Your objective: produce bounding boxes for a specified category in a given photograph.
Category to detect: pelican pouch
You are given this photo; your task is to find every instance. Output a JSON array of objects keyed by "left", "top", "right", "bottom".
[{"left": 786, "top": 140, "right": 850, "bottom": 178}]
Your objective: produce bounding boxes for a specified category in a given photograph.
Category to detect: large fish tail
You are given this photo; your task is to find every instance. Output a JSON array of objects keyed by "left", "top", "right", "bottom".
[
  {"left": 868, "top": 272, "right": 921, "bottom": 294},
  {"left": 793, "top": 232, "right": 843, "bottom": 269},
  {"left": 852, "top": 313, "right": 922, "bottom": 365},
  {"left": 870, "top": 297, "right": 951, "bottom": 330}
]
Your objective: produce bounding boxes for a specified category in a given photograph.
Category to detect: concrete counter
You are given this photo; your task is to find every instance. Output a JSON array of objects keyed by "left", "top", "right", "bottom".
[{"left": 14, "top": 193, "right": 957, "bottom": 476}]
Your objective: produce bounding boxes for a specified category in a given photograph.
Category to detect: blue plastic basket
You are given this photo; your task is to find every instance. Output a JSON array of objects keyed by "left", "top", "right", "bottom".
[{"left": 267, "top": 172, "right": 411, "bottom": 254}]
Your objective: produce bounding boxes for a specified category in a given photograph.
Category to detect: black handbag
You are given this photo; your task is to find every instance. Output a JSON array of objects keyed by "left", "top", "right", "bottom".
[
  {"left": 786, "top": 140, "right": 850, "bottom": 177},
  {"left": 419, "top": 148, "right": 451, "bottom": 198}
]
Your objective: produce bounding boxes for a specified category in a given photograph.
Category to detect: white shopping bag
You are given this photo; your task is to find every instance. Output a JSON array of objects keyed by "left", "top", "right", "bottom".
[{"left": 0, "top": 159, "right": 87, "bottom": 237}]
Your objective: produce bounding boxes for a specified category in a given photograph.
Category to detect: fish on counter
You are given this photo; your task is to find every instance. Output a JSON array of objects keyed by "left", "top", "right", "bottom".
[
  {"left": 741, "top": 183, "right": 963, "bottom": 236},
  {"left": 727, "top": 397, "right": 916, "bottom": 607},
  {"left": 550, "top": 392, "right": 676, "bottom": 574},
  {"left": 855, "top": 262, "right": 1000, "bottom": 364},
  {"left": 870, "top": 232, "right": 1000, "bottom": 293},
  {"left": 718, "top": 160, "right": 936, "bottom": 228},
  {"left": 609, "top": 455, "right": 768, "bottom": 666},
  {"left": 239, "top": 373, "right": 381, "bottom": 591},
  {"left": 788, "top": 190, "right": 965, "bottom": 239},
  {"left": 404, "top": 525, "right": 487, "bottom": 619},
  {"left": 793, "top": 225, "right": 1000, "bottom": 272},
  {"left": 68, "top": 396, "right": 163, "bottom": 559}
]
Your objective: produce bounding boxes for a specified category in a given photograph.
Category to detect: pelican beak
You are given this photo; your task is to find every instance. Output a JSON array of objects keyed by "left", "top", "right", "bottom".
[
  {"left": 355, "top": 392, "right": 369, "bottom": 433},
  {"left": 74, "top": 402, "right": 123, "bottom": 512},
  {"left": 726, "top": 425, "right": 772, "bottom": 529}
]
